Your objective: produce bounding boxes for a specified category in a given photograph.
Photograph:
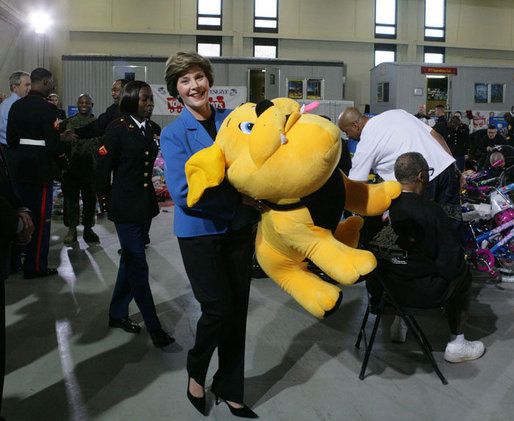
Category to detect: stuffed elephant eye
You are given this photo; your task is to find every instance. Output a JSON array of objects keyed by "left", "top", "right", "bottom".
[{"left": 239, "top": 122, "right": 254, "bottom": 134}]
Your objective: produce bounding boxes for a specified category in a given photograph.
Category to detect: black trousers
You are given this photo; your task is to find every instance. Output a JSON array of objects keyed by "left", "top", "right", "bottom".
[
  {"left": 111, "top": 222, "right": 161, "bottom": 331},
  {"left": 366, "top": 265, "right": 472, "bottom": 335},
  {"left": 442, "top": 266, "right": 472, "bottom": 335},
  {"left": 178, "top": 226, "right": 253, "bottom": 403}
]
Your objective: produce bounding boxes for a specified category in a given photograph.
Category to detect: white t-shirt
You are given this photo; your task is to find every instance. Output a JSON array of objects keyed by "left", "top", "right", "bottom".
[{"left": 349, "top": 109, "right": 455, "bottom": 182}]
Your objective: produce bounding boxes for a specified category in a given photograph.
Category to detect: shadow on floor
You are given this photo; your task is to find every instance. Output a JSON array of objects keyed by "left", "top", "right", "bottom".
[{"left": 244, "top": 275, "right": 497, "bottom": 405}]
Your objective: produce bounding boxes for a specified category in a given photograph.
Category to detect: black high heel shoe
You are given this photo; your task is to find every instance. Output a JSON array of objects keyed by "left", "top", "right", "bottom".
[
  {"left": 187, "top": 378, "right": 206, "bottom": 416},
  {"left": 215, "top": 395, "right": 258, "bottom": 419}
]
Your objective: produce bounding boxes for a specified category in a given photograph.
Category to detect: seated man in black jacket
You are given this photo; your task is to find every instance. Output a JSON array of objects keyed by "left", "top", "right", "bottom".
[
  {"left": 362, "top": 152, "right": 485, "bottom": 363},
  {"left": 480, "top": 125, "right": 507, "bottom": 153}
]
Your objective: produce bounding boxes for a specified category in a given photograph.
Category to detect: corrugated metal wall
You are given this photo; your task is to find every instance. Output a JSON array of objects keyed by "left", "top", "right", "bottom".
[{"left": 62, "top": 57, "right": 170, "bottom": 129}]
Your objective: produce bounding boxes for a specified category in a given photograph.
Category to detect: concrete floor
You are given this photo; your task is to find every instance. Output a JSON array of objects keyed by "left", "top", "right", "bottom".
[{"left": 3, "top": 207, "right": 514, "bottom": 421}]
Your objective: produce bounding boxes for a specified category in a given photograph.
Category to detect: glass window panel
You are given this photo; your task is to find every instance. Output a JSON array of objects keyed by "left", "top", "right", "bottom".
[
  {"left": 375, "top": 25, "right": 396, "bottom": 35},
  {"left": 424, "top": 53, "right": 444, "bottom": 63},
  {"left": 376, "top": 0, "right": 396, "bottom": 25},
  {"left": 425, "top": 28, "right": 444, "bottom": 38},
  {"left": 255, "top": 19, "right": 277, "bottom": 28},
  {"left": 425, "top": 0, "right": 445, "bottom": 27},
  {"left": 198, "top": 17, "right": 221, "bottom": 26},
  {"left": 254, "top": 45, "right": 277, "bottom": 58},
  {"left": 198, "top": 0, "right": 221, "bottom": 15},
  {"left": 491, "top": 84, "right": 504, "bottom": 103},
  {"left": 197, "top": 43, "right": 221, "bottom": 57},
  {"left": 375, "top": 50, "right": 395, "bottom": 65},
  {"left": 255, "top": 0, "right": 277, "bottom": 18}
]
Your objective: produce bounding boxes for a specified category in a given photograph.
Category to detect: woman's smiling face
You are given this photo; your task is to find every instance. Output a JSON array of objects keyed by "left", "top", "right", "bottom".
[{"left": 176, "top": 65, "right": 211, "bottom": 112}]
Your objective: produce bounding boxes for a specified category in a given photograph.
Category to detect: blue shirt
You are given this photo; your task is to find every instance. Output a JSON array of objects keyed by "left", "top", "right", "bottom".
[{"left": 0, "top": 93, "right": 21, "bottom": 145}]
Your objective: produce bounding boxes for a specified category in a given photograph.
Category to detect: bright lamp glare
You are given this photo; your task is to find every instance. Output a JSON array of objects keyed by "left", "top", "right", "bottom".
[{"left": 29, "top": 11, "right": 52, "bottom": 34}]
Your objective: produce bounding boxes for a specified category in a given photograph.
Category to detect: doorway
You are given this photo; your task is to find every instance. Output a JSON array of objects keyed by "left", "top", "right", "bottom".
[
  {"left": 425, "top": 75, "right": 448, "bottom": 114},
  {"left": 249, "top": 69, "right": 266, "bottom": 103}
]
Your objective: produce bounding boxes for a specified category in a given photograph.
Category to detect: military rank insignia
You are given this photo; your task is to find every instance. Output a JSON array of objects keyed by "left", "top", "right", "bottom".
[{"left": 98, "top": 145, "right": 108, "bottom": 155}]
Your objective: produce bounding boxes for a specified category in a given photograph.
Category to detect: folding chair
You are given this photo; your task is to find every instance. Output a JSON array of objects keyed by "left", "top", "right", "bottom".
[{"left": 355, "top": 274, "right": 448, "bottom": 385}]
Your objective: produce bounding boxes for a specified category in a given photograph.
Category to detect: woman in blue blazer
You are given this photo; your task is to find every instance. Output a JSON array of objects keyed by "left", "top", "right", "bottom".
[{"left": 161, "top": 52, "right": 258, "bottom": 418}]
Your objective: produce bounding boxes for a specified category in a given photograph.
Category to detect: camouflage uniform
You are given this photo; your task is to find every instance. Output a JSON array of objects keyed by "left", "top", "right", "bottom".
[{"left": 62, "top": 114, "right": 101, "bottom": 230}]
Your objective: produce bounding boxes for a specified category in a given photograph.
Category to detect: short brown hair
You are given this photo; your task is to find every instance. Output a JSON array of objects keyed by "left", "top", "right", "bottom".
[{"left": 164, "top": 52, "right": 214, "bottom": 102}]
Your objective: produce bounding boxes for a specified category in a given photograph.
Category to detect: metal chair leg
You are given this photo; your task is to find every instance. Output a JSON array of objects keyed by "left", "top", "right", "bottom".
[
  {"left": 407, "top": 315, "right": 433, "bottom": 352},
  {"left": 400, "top": 314, "right": 448, "bottom": 385},
  {"left": 355, "top": 305, "right": 370, "bottom": 349},
  {"left": 358, "top": 273, "right": 449, "bottom": 384},
  {"left": 359, "top": 312, "right": 382, "bottom": 380},
  {"left": 359, "top": 296, "right": 386, "bottom": 380}
]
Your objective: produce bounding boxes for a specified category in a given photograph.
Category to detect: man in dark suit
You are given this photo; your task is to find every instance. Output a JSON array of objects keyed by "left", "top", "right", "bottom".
[
  {"left": 5, "top": 67, "right": 66, "bottom": 279},
  {"left": 0, "top": 145, "right": 33, "bottom": 419},
  {"left": 504, "top": 112, "right": 513, "bottom": 144}
]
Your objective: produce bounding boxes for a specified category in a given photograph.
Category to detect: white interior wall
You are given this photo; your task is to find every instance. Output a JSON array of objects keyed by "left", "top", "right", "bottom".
[
  {"left": 1, "top": 0, "right": 514, "bottom": 109},
  {"left": 0, "top": 2, "right": 39, "bottom": 92}
]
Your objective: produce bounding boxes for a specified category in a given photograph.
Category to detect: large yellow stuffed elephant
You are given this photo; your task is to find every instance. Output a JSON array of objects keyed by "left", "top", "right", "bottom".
[{"left": 185, "top": 98, "right": 401, "bottom": 318}]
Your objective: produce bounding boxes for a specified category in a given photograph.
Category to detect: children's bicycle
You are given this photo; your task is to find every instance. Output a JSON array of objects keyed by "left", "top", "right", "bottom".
[{"left": 463, "top": 182, "right": 514, "bottom": 281}]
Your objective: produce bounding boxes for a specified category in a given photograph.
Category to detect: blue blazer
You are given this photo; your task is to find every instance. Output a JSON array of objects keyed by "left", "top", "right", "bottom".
[{"left": 161, "top": 105, "right": 245, "bottom": 238}]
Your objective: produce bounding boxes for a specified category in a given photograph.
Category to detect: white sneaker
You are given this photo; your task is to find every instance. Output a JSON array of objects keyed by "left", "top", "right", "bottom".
[
  {"left": 390, "top": 316, "right": 408, "bottom": 343},
  {"left": 444, "top": 340, "right": 485, "bottom": 363}
]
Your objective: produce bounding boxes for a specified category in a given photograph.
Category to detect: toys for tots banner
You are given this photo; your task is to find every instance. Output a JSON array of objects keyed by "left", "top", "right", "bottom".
[{"left": 150, "top": 85, "right": 247, "bottom": 116}]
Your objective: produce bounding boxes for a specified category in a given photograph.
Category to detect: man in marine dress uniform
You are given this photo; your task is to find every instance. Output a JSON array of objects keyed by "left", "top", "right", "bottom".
[{"left": 5, "top": 67, "right": 66, "bottom": 279}]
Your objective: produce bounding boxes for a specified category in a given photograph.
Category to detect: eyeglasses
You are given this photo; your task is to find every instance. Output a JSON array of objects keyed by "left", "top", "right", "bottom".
[{"left": 421, "top": 167, "right": 435, "bottom": 176}]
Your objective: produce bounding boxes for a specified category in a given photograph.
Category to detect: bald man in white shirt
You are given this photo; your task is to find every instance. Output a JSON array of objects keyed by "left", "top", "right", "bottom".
[{"left": 338, "top": 107, "right": 461, "bottom": 221}]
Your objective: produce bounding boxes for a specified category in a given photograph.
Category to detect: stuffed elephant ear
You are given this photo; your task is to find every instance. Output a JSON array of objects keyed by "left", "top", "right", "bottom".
[{"left": 185, "top": 144, "right": 227, "bottom": 207}]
